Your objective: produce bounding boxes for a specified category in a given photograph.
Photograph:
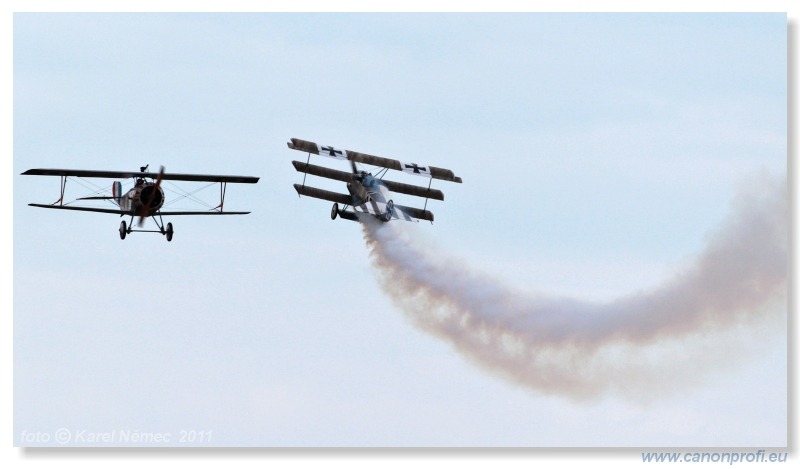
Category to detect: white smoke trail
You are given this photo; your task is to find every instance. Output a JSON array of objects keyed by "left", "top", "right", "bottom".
[{"left": 362, "top": 174, "right": 787, "bottom": 400}]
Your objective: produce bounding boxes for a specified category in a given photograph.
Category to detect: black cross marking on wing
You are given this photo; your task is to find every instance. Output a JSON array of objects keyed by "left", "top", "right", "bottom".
[
  {"left": 320, "top": 146, "right": 344, "bottom": 158},
  {"left": 404, "top": 163, "right": 426, "bottom": 174}
]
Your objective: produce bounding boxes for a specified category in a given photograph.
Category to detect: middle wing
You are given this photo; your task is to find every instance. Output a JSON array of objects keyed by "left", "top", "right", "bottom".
[
  {"left": 292, "top": 160, "right": 445, "bottom": 201},
  {"left": 293, "top": 184, "right": 352, "bottom": 205}
]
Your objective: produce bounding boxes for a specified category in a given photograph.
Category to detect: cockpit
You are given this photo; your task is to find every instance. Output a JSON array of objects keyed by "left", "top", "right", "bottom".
[{"left": 360, "top": 171, "right": 377, "bottom": 187}]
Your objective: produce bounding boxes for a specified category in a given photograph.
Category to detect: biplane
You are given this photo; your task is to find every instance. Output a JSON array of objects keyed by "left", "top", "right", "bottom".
[
  {"left": 288, "top": 138, "right": 462, "bottom": 223},
  {"left": 22, "top": 165, "right": 259, "bottom": 241}
]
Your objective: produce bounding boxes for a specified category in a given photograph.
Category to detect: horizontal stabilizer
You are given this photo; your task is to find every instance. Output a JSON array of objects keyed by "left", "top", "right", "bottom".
[{"left": 293, "top": 184, "right": 352, "bottom": 205}]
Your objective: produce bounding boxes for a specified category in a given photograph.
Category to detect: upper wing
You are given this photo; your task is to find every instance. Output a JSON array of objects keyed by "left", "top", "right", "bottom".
[
  {"left": 22, "top": 168, "right": 259, "bottom": 184},
  {"left": 288, "top": 138, "right": 462, "bottom": 183}
]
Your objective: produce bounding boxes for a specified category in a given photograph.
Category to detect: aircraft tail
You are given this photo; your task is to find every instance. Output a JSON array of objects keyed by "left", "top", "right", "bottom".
[{"left": 112, "top": 181, "right": 123, "bottom": 206}]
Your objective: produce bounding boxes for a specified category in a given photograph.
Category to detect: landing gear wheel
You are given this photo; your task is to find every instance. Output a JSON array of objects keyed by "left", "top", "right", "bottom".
[
  {"left": 165, "top": 222, "right": 174, "bottom": 242},
  {"left": 331, "top": 203, "right": 339, "bottom": 220},
  {"left": 119, "top": 220, "right": 127, "bottom": 240}
]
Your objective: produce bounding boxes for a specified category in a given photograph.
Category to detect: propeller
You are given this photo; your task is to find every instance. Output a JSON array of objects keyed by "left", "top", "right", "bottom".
[{"left": 137, "top": 165, "right": 165, "bottom": 227}]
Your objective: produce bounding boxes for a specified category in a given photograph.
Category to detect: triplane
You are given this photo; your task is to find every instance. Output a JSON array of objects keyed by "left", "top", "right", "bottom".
[
  {"left": 288, "top": 138, "right": 462, "bottom": 223},
  {"left": 22, "top": 166, "right": 259, "bottom": 241}
]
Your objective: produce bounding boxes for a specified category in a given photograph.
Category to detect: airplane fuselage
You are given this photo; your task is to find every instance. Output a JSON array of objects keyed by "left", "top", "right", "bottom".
[
  {"left": 115, "top": 179, "right": 165, "bottom": 217},
  {"left": 346, "top": 172, "right": 395, "bottom": 221}
]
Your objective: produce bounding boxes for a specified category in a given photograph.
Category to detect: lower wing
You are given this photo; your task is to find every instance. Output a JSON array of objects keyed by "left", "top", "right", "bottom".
[{"left": 28, "top": 204, "right": 250, "bottom": 216}]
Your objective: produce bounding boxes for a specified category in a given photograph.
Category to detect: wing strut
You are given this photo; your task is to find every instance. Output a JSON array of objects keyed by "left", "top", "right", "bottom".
[
  {"left": 422, "top": 177, "right": 433, "bottom": 213},
  {"left": 300, "top": 151, "right": 312, "bottom": 193},
  {"left": 213, "top": 181, "right": 228, "bottom": 211},
  {"left": 53, "top": 176, "right": 67, "bottom": 206}
]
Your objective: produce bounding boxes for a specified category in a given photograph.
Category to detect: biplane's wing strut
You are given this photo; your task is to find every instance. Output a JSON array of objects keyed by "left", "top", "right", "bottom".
[
  {"left": 423, "top": 177, "right": 433, "bottom": 212},
  {"left": 39, "top": 175, "right": 70, "bottom": 206},
  {"left": 214, "top": 181, "right": 227, "bottom": 211}
]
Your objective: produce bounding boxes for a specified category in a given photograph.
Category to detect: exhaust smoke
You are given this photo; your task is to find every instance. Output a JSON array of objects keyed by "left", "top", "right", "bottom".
[{"left": 362, "top": 175, "right": 787, "bottom": 400}]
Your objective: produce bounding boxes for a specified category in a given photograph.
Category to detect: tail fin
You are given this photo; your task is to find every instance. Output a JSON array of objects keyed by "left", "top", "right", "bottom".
[{"left": 112, "top": 181, "right": 123, "bottom": 205}]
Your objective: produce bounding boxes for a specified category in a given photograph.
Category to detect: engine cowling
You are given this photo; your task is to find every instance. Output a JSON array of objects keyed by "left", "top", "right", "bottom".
[{"left": 137, "top": 184, "right": 165, "bottom": 214}]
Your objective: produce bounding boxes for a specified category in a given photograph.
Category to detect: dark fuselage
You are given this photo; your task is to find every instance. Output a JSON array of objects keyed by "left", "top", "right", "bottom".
[{"left": 116, "top": 179, "right": 165, "bottom": 216}]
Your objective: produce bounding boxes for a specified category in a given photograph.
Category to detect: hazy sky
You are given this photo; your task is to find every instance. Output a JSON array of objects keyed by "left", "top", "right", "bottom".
[{"left": 12, "top": 11, "right": 788, "bottom": 450}]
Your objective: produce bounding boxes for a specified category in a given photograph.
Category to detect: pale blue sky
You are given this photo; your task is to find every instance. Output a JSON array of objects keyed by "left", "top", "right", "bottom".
[{"left": 12, "top": 12, "right": 788, "bottom": 449}]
